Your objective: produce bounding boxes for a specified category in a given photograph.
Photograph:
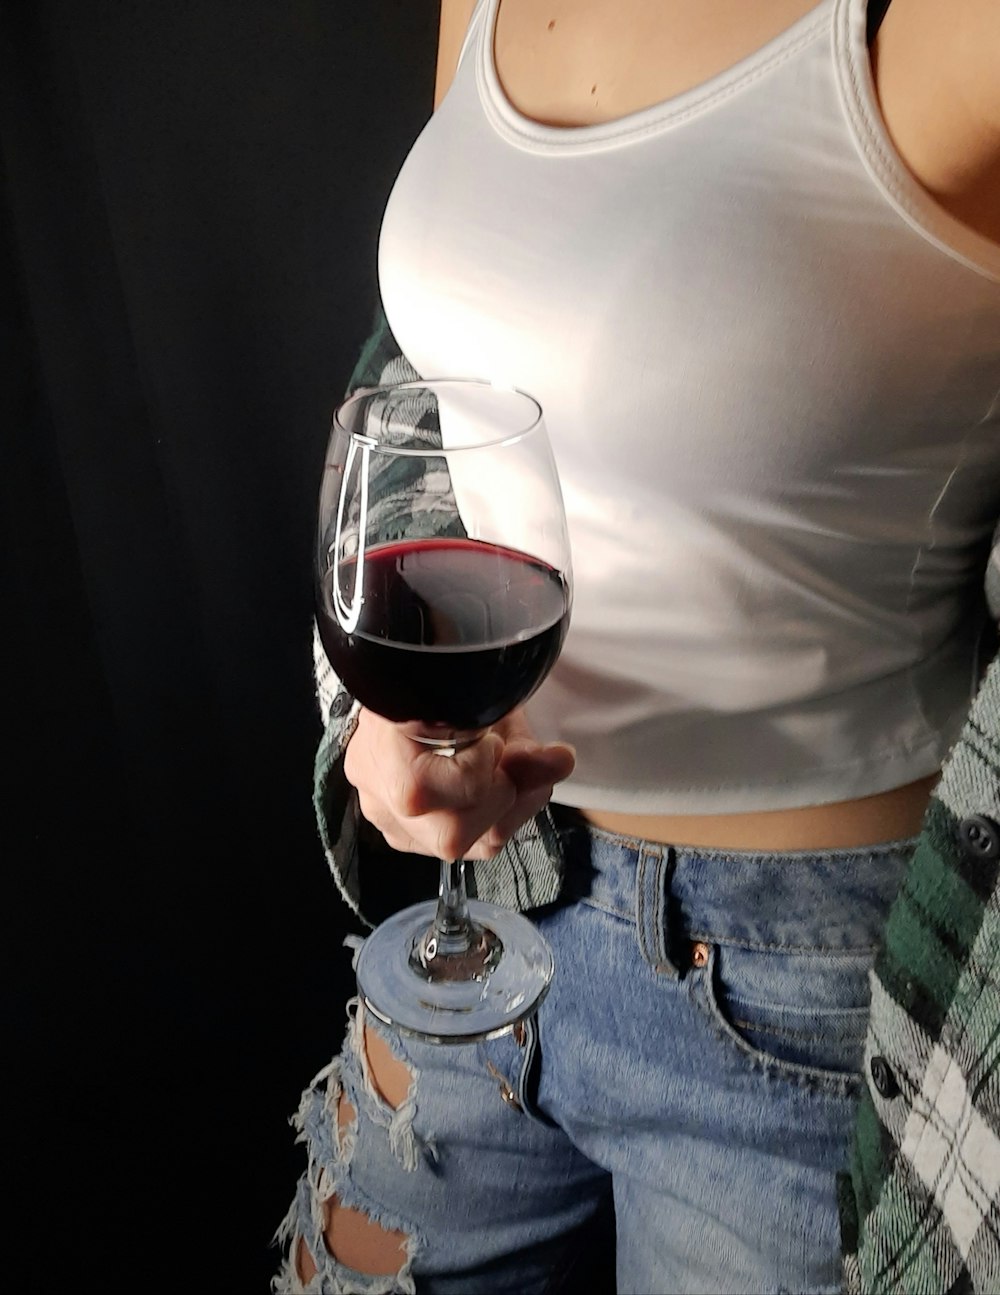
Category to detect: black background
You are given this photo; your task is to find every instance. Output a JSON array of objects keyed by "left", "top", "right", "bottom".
[{"left": 3, "top": 2, "right": 439, "bottom": 1287}]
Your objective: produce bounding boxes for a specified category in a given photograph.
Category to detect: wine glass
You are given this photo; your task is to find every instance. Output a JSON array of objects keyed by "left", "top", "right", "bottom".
[{"left": 316, "top": 379, "right": 572, "bottom": 1043}]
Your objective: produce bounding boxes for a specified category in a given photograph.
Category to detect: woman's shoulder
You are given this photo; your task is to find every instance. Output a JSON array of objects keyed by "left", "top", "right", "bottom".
[
  {"left": 873, "top": 0, "right": 1000, "bottom": 244},
  {"left": 435, "top": 0, "right": 480, "bottom": 109}
]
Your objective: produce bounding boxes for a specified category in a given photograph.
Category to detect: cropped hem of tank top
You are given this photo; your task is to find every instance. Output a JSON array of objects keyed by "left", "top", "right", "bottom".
[{"left": 377, "top": 0, "right": 1000, "bottom": 814}]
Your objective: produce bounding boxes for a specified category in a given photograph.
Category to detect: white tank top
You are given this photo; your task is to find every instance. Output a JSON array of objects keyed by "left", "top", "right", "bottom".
[{"left": 377, "top": 0, "right": 1000, "bottom": 813}]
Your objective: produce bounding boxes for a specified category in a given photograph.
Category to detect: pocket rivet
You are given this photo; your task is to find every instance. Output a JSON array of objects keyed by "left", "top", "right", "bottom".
[
  {"left": 691, "top": 941, "right": 710, "bottom": 969},
  {"left": 513, "top": 1021, "right": 527, "bottom": 1047},
  {"left": 485, "top": 1058, "right": 524, "bottom": 1112},
  {"left": 500, "top": 1084, "right": 523, "bottom": 1112}
]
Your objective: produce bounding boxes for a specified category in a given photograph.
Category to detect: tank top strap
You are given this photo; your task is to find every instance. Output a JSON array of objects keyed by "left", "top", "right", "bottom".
[{"left": 457, "top": 0, "right": 492, "bottom": 72}]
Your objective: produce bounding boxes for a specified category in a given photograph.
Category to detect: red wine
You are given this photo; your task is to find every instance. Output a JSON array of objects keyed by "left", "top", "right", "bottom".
[{"left": 318, "top": 538, "right": 570, "bottom": 729}]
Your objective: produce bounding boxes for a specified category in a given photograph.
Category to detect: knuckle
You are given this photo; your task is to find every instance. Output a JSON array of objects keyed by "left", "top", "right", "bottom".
[
  {"left": 433, "top": 820, "right": 472, "bottom": 861},
  {"left": 448, "top": 773, "right": 477, "bottom": 811},
  {"left": 360, "top": 805, "right": 410, "bottom": 852},
  {"left": 343, "top": 738, "right": 363, "bottom": 789},
  {"left": 356, "top": 791, "right": 388, "bottom": 833},
  {"left": 522, "top": 784, "right": 554, "bottom": 818},
  {"left": 395, "top": 769, "right": 428, "bottom": 818},
  {"left": 381, "top": 825, "right": 413, "bottom": 854}
]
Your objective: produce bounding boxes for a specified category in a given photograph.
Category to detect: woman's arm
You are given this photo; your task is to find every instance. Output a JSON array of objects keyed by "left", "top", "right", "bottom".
[
  {"left": 435, "top": 0, "right": 479, "bottom": 108},
  {"left": 873, "top": 0, "right": 1000, "bottom": 242}
]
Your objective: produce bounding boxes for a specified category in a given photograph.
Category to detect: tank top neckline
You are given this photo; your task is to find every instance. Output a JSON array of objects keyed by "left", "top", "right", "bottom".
[
  {"left": 476, "top": 0, "right": 833, "bottom": 153},
  {"left": 471, "top": 0, "right": 1000, "bottom": 281}
]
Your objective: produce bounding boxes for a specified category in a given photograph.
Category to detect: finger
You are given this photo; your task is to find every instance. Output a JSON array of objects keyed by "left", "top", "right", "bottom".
[
  {"left": 346, "top": 716, "right": 505, "bottom": 818},
  {"left": 360, "top": 768, "right": 519, "bottom": 861},
  {"left": 357, "top": 789, "right": 472, "bottom": 859},
  {"left": 346, "top": 712, "right": 555, "bottom": 858},
  {"left": 499, "top": 741, "right": 576, "bottom": 792},
  {"left": 425, "top": 810, "right": 503, "bottom": 862},
  {"left": 344, "top": 708, "right": 392, "bottom": 793},
  {"left": 377, "top": 801, "right": 517, "bottom": 861},
  {"left": 476, "top": 779, "right": 557, "bottom": 855},
  {"left": 354, "top": 788, "right": 415, "bottom": 852},
  {"left": 401, "top": 732, "right": 507, "bottom": 815}
]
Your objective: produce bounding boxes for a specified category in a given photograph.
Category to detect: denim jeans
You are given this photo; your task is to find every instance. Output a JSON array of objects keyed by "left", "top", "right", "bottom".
[{"left": 273, "top": 814, "right": 913, "bottom": 1295}]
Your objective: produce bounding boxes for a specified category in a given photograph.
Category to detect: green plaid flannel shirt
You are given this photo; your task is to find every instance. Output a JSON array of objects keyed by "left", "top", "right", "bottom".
[
  {"left": 839, "top": 638, "right": 1000, "bottom": 1292},
  {"left": 314, "top": 305, "right": 1000, "bottom": 1290}
]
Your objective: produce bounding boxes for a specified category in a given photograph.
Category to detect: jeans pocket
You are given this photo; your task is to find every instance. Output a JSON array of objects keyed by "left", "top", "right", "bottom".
[{"left": 695, "top": 941, "right": 873, "bottom": 1093}]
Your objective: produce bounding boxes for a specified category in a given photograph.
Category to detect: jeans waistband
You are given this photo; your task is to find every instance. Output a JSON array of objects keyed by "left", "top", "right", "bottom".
[{"left": 556, "top": 812, "right": 915, "bottom": 967}]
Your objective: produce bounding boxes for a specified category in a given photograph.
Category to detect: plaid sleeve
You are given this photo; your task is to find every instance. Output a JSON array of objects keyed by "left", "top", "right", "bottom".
[
  {"left": 840, "top": 648, "right": 1000, "bottom": 1295},
  {"left": 312, "top": 302, "right": 565, "bottom": 926},
  {"left": 986, "top": 533, "right": 1000, "bottom": 626}
]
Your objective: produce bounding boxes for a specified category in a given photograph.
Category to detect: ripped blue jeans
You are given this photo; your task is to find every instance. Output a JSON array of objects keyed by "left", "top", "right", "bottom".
[{"left": 273, "top": 816, "right": 913, "bottom": 1295}]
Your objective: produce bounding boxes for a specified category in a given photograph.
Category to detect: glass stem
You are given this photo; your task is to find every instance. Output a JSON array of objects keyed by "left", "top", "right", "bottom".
[{"left": 432, "top": 859, "right": 475, "bottom": 956}]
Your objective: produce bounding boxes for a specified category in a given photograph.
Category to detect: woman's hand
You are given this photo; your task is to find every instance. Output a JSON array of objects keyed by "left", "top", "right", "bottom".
[{"left": 344, "top": 706, "right": 576, "bottom": 861}]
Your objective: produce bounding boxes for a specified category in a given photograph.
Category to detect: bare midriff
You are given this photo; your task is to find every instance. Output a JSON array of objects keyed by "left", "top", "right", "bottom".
[{"left": 580, "top": 773, "right": 939, "bottom": 850}]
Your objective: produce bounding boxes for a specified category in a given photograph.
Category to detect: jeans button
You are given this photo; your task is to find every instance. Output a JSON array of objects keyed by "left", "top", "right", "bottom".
[{"left": 870, "top": 1055, "right": 899, "bottom": 1099}]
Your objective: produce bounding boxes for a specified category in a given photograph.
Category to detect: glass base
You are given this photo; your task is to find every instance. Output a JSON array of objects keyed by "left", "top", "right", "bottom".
[{"left": 355, "top": 898, "right": 554, "bottom": 1044}]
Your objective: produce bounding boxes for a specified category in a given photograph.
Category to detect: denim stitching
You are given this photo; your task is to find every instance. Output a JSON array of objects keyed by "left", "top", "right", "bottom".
[
  {"left": 583, "top": 821, "right": 917, "bottom": 864},
  {"left": 733, "top": 1015, "right": 868, "bottom": 1041},
  {"left": 686, "top": 929, "right": 882, "bottom": 955},
  {"left": 693, "top": 948, "right": 865, "bottom": 1096},
  {"left": 574, "top": 898, "right": 886, "bottom": 956},
  {"left": 574, "top": 895, "right": 634, "bottom": 922}
]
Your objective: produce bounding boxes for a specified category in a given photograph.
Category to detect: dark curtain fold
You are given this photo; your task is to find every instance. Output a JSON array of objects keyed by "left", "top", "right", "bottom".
[{"left": 2, "top": 2, "right": 439, "bottom": 1286}]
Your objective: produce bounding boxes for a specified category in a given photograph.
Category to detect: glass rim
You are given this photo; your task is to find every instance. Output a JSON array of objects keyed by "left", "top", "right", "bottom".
[{"left": 332, "top": 378, "right": 544, "bottom": 458}]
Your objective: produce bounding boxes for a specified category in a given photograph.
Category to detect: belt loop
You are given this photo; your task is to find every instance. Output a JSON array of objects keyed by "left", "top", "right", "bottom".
[{"left": 636, "top": 844, "right": 679, "bottom": 977}]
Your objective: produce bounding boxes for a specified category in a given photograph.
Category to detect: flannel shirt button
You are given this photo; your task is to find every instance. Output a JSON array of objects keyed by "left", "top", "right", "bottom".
[
  {"left": 870, "top": 1055, "right": 899, "bottom": 1099},
  {"left": 328, "top": 692, "right": 352, "bottom": 720},
  {"left": 957, "top": 815, "right": 1000, "bottom": 862}
]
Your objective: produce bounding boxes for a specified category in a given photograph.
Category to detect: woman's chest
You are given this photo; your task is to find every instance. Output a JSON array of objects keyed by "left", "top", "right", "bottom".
[
  {"left": 492, "top": 0, "right": 824, "bottom": 126},
  {"left": 379, "top": 104, "right": 998, "bottom": 502},
  {"left": 492, "top": 0, "right": 999, "bottom": 243}
]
